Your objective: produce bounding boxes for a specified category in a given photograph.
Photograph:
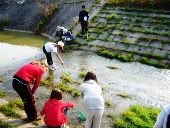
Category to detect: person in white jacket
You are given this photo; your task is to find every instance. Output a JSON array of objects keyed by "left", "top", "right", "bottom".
[
  {"left": 80, "top": 72, "right": 104, "bottom": 128},
  {"left": 154, "top": 105, "right": 170, "bottom": 128}
]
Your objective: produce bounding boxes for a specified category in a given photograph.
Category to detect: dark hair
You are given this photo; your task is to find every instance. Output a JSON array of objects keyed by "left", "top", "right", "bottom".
[
  {"left": 58, "top": 45, "right": 63, "bottom": 51},
  {"left": 166, "top": 114, "right": 170, "bottom": 127},
  {"left": 84, "top": 72, "right": 98, "bottom": 83},
  {"left": 50, "top": 89, "right": 62, "bottom": 100},
  {"left": 82, "top": 5, "right": 85, "bottom": 8}
]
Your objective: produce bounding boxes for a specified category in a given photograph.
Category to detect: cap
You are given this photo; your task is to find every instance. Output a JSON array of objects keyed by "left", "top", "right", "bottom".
[{"left": 58, "top": 41, "right": 64, "bottom": 47}]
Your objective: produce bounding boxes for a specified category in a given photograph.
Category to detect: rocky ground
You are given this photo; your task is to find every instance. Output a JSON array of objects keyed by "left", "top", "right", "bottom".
[{"left": 0, "top": 0, "right": 170, "bottom": 127}]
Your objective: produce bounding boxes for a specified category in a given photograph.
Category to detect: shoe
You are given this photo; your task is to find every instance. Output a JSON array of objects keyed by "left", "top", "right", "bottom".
[
  {"left": 49, "top": 65, "right": 55, "bottom": 71},
  {"left": 62, "top": 124, "right": 69, "bottom": 128},
  {"left": 52, "top": 64, "right": 56, "bottom": 70}
]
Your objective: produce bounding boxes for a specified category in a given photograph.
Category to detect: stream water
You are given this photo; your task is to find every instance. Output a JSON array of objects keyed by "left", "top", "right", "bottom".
[
  {"left": 0, "top": 31, "right": 170, "bottom": 120},
  {"left": 0, "top": 30, "right": 170, "bottom": 123}
]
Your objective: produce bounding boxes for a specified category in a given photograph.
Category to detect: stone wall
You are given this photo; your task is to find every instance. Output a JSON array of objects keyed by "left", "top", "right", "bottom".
[{"left": 0, "top": 0, "right": 95, "bottom": 36}]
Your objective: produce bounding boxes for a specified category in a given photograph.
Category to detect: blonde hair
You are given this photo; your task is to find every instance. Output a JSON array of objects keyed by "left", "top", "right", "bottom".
[{"left": 30, "top": 61, "right": 48, "bottom": 68}]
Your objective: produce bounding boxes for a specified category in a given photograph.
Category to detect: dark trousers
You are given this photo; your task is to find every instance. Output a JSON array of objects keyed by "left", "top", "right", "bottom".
[
  {"left": 43, "top": 46, "right": 53, "bottom": 65},
  {"left": 12, "top": 75, "right": 37, "bottom": 120},
  {"left": 81, "top": 22, "right": 88, "bottom": 35}
]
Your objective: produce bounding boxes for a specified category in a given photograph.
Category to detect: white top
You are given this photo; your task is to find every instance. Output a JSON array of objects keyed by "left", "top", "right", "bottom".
[
  {"left": 45, "top": 42, "right": 57, "bottom": 53},
  {"left": 154, "top": 105, "right": 170, "bottom": 128},
  {"left": 57, "top": 26, "right": 68, "bottom": 34},
  {"left": 80, "top": 80, "right": 104, "bottom": 110}
]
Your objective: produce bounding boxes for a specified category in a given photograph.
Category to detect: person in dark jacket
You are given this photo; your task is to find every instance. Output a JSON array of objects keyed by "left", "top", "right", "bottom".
[{"left": 79, "top": 5, "right": 89, "bottom": 39}]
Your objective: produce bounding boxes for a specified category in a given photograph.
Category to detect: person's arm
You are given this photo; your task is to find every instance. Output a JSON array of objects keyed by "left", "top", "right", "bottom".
[
  {"left": 40, "top": 105, "right": 46, "bottom": 116},
  {"left": 61, "top": 101, "right": 74, "bottom": 109},
  {"left": 79, "top": 11, "right": 81, "bottom": 23},
  {"left": 55, "top": 52, "right": 64, "bottom": 65},
  {"left": 32, "top": 69, "right": 43, "bottom": 94},
  {"left": 86, "top": 11, "right": 89, "bottom": 21},
  {"left": 154, "top": 109, "right": 166, "bottom": 128}
]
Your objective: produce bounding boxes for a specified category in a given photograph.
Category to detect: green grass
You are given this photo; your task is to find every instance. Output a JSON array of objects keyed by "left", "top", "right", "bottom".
[
  {"left": 55, "top": 82, "right": 80, "bottom": 97},
  {"left": 0, "top": 99, "right": 23, "bottom": 118},
  {"left": 117, "top": 93, "right": 132, "bottom": 99},
  {"left": 113, "top": 105, "right": 160, "bottom": 128},
  {"left": 78, "top": 71, "right": 86, "bottom": 78},
  {"left": 106, "top": 14, "right": 117, "bottom": 20},
  {"left": 105, "top": 100, "right": 113, "bottom": 108},
  {"left": 107, "top": 66, "right": 119, "bottom": 69},
  {"left": 0, "top": 119, "right": 16, "bottom": 128},
  {"left": 97, "top": 50, "right": 115, "bottom": 59},
  {"left": 0, "top": 76, "right": 3, "bottom": 83},
  {"left": 8, "top": 99, "right": 24, "bottom": 110},
  {"left": 60, "top": 74, "right": 73, "bottom": 83},
  {"left": 0, "top": 90, "right": 6, "bottom": 98},
  {"left": 0, "top": 104, "right": 21, "bottom": 118}
]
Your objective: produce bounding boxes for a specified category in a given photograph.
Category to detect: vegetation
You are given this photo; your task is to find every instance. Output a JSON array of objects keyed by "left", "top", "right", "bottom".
[
  {"left": 0, "top": 18, "right": 10, "bottom": 31},
  {"left": 0, "top": 90, "right": 6, "bottom": 98},
  {"left": 0, "top": 119, "right": 16, "bottom": 128},
  {"left": 34, "top": 2, "right": 60, "bottom": 35},
  {"left": 105, "top": 101, "right": 113, "bottom": 108},
  {"left": 60, "top": 74, "right": 73, "bottom": 83},
  {"left": 55, "top": 82, "right": 80, "bottom": 97},
  {"left": 112, "top": 105, "right": 160, "bottom": 128},
  {"left": 78, "top": 71, "right": 86, "bottom": 78},
  {"left": 105, "top": 0, "right": 170, "bottom": 10},
  {"left": 107, "top": 66, "right": 119, "bottom": 69},
  {"left": 117, "top": 93, "right": 132, "bottom": 99},
  {"left": 0, "top": 99, "right": 23, "bottom": 118}
]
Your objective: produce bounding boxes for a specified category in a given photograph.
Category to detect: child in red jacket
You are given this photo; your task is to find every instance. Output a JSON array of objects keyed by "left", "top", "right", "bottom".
[{"left": 40, "top": 89, "right": 74, "bottom": 128}]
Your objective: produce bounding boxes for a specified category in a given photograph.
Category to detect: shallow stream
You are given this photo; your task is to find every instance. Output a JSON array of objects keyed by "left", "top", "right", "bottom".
[{"left": 0, "top": 31, "right": 170, "bottom": 119}]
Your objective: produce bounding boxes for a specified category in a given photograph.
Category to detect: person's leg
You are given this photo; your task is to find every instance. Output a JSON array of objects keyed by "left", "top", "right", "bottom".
[
  {"left": 84, "top": 109, "right": 94, "bottom": 128},
  {"left": 84, "top": 22, "right": 88, "bottom": 39},
  {"left": 43, "top": 46, "right": 54, "bottom": 70},
  {"left": 92, "top": 109, "right": 104, "bottom": 128},
  {"left": 12, "top": 78, "right": 28, "bottom": 103},
  {"left": 24, "top": 85, "right": 37, "bottom": 120},
  {"left": 64, "top": 108, "right": 68, "bottom": 116},
  {"left": 43, "top": 46, "right": 53, "bottom": 66},
  {"left": 12, "top": 78, "right": 37, "bottom": 120},
  {"left": 81, "top": 23, "right": 85, "bottom": 35}
]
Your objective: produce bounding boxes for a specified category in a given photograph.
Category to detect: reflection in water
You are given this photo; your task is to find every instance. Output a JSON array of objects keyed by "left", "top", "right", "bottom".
[{"left": 0, "top": 42, "right": 41, "bottom": 67}]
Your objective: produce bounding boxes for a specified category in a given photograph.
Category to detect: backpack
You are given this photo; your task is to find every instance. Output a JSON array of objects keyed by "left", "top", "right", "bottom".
[{"left": 55, "top": 30, "right": 63, "bottom": 37}]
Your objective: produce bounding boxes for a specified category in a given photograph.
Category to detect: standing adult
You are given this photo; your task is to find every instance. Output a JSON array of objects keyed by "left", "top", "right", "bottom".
[
  {"left": 80, "top": 72, "right": 104, "bottom": 128},
  {"left": 43, "top": 41, "right": 64, "bottom": 71},
  {"left": 154, "top": 105, "right": 170, "bottom": 128},
  {"left": 12, "top": 61, "right": 48, "bottom": 121},
  {"left": 79, "top": 5, "right": 89, "bottom": 39}
]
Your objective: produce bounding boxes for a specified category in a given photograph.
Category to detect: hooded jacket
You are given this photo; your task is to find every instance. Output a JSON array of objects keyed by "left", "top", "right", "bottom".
[
  {"left": 154, "top": 105, "right": 170, "bottom": 128},
  {"left": 40, "top": 99, "right": 74, "bottom": 127},
  {"left": 80, "top": 80, "right": 104, "bottom": 110}
]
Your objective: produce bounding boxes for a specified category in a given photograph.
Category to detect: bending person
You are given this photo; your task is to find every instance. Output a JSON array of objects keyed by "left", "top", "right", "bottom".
[
  {"left": 154, "top": 105, "right": 170, "bottom": 128},
  {"left": 12, "top": 61, "right": 48, "bottom": 121},
  {"left": 43, "top": 41, "right": 64, "bottom": 71},
  {"left": 80, "top": 72, "right": 104, "bottom": 128}
]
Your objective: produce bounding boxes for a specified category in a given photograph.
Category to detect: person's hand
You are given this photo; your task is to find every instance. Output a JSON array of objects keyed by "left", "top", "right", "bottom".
[{"left": 61, "top": 62, "right": 64, "bottom": 65}]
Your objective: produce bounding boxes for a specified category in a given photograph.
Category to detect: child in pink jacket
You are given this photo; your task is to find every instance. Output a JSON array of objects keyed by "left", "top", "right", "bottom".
[{"left": 40, "top": 89, "right": 74, "bottom": 128}]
